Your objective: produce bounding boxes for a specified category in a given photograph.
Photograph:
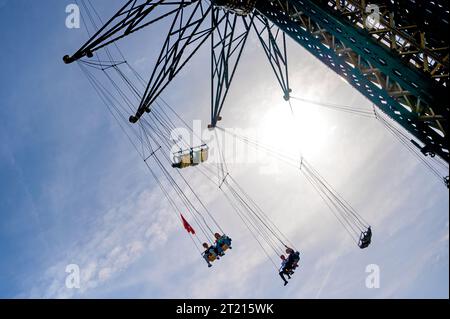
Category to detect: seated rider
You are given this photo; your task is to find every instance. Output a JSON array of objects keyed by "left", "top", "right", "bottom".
[
  {"left": 214, "top": 233, "right": 232, "bottom": 256},
  {"left": 284, "top": 247, "right": 300, "bottom": 274},
  {"left": 202, "top": 242, "right": 219, "bottom": 268},
  {"left": 359, "top": 226, "right": 372, "bottom": 249},
  {"left": 279, "top": 255, "right": 292, "bottom": 286}
]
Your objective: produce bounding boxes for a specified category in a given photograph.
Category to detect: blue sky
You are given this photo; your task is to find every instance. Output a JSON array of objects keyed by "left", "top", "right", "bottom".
[{"left": 0, "top": 0, "right": 448, "bottom": 299}]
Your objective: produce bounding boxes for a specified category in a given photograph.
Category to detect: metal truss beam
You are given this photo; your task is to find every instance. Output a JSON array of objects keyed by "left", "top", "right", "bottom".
[
  {"left": 210, "top": 10, "right": 253, "bottom": 127},
  {"left": 326, "top": 0, "right": 449, "bottom": 138},
  {"left": 131, "top": 0, "right": 216, "bottom": 123},
  {"left": 253, "top": 14, "right": 291, "bottom": 101},
  {"left": 335, "top": 0, "right": 449, "bottom": 83},
  {"left": 256, "top": 0, "right": 448, "bottom": 162},
  {"left": 63, "top": 0, "right": 198, "bottom": 64}
]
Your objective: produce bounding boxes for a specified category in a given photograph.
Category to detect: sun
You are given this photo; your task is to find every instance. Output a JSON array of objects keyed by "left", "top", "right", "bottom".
[{"left": 257, "top": 99, "right": 332, "bottom": 161}]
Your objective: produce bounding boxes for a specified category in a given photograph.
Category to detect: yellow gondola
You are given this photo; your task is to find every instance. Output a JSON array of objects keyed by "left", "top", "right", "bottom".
[{"left": 172, "top": 144, "right": 209, "bottom": 169}]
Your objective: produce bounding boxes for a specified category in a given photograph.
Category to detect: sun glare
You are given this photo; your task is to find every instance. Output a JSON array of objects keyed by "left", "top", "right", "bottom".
[{"left": 257, "top": 99, "right": 332, "bottom": 161}]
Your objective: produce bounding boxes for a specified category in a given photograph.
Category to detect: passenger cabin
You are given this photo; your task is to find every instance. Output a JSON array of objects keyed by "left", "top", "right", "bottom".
[{"left": 172, "top": 145, "right": 209, "bottom": 169}]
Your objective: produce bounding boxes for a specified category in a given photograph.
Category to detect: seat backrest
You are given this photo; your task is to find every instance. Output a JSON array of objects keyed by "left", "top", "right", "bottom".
[
  {"left": 359, "top": 240, "right": 370, "bottom": 248},
  {"left": 173, "top": 154, "right": 182, "bottom": 164},
  {"left": 201, "top": 149, "right": 209, "bottom": 162},
  {"left": 181, "top": 154, "right": 191, "bottom": 164},
  {"left": 192, "top": 150, "right": 202, "bottom": 164}
]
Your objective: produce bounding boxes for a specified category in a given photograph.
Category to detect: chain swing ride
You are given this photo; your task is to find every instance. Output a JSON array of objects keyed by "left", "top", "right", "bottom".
[{"left": 63, "top": 0, "right": 449, "bottom": 282}]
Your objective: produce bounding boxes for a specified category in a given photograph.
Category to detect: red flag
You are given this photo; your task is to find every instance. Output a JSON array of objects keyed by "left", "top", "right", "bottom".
[{"left": 180, "top": 214, "right": 196, "bottom": 235}]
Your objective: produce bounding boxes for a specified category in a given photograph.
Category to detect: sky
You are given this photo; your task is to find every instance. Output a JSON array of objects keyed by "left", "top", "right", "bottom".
[{"left": 0, "top": 0, "right": 448, "bottom": 299}]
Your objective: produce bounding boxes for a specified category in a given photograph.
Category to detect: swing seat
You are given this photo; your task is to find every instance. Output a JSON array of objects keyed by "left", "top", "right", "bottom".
[
  {"left": 201, "top": 148, "right": 209, "bottom": 162},
  {"left": 181, "top": 154, "right": 191, "bottom": 165},
  {"left": 358, "top": 227, "right": 372, "bottom": 249},
  {"left": 359, "top": 240, "right": 371, "bottom": 249},
  {"left": 192, "top": 148, "right": 209, "bottom": 164},
  {"left": 208, "top": 254, "right": 217, "bottom": 262},
  {"left": 172, "top": 145, "right": 209, "bottom": 169}
]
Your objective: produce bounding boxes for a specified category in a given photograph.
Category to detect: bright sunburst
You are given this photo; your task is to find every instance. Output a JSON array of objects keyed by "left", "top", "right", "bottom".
[{"left": 257, "top": 99, "right": 332, "bottom": 161}]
